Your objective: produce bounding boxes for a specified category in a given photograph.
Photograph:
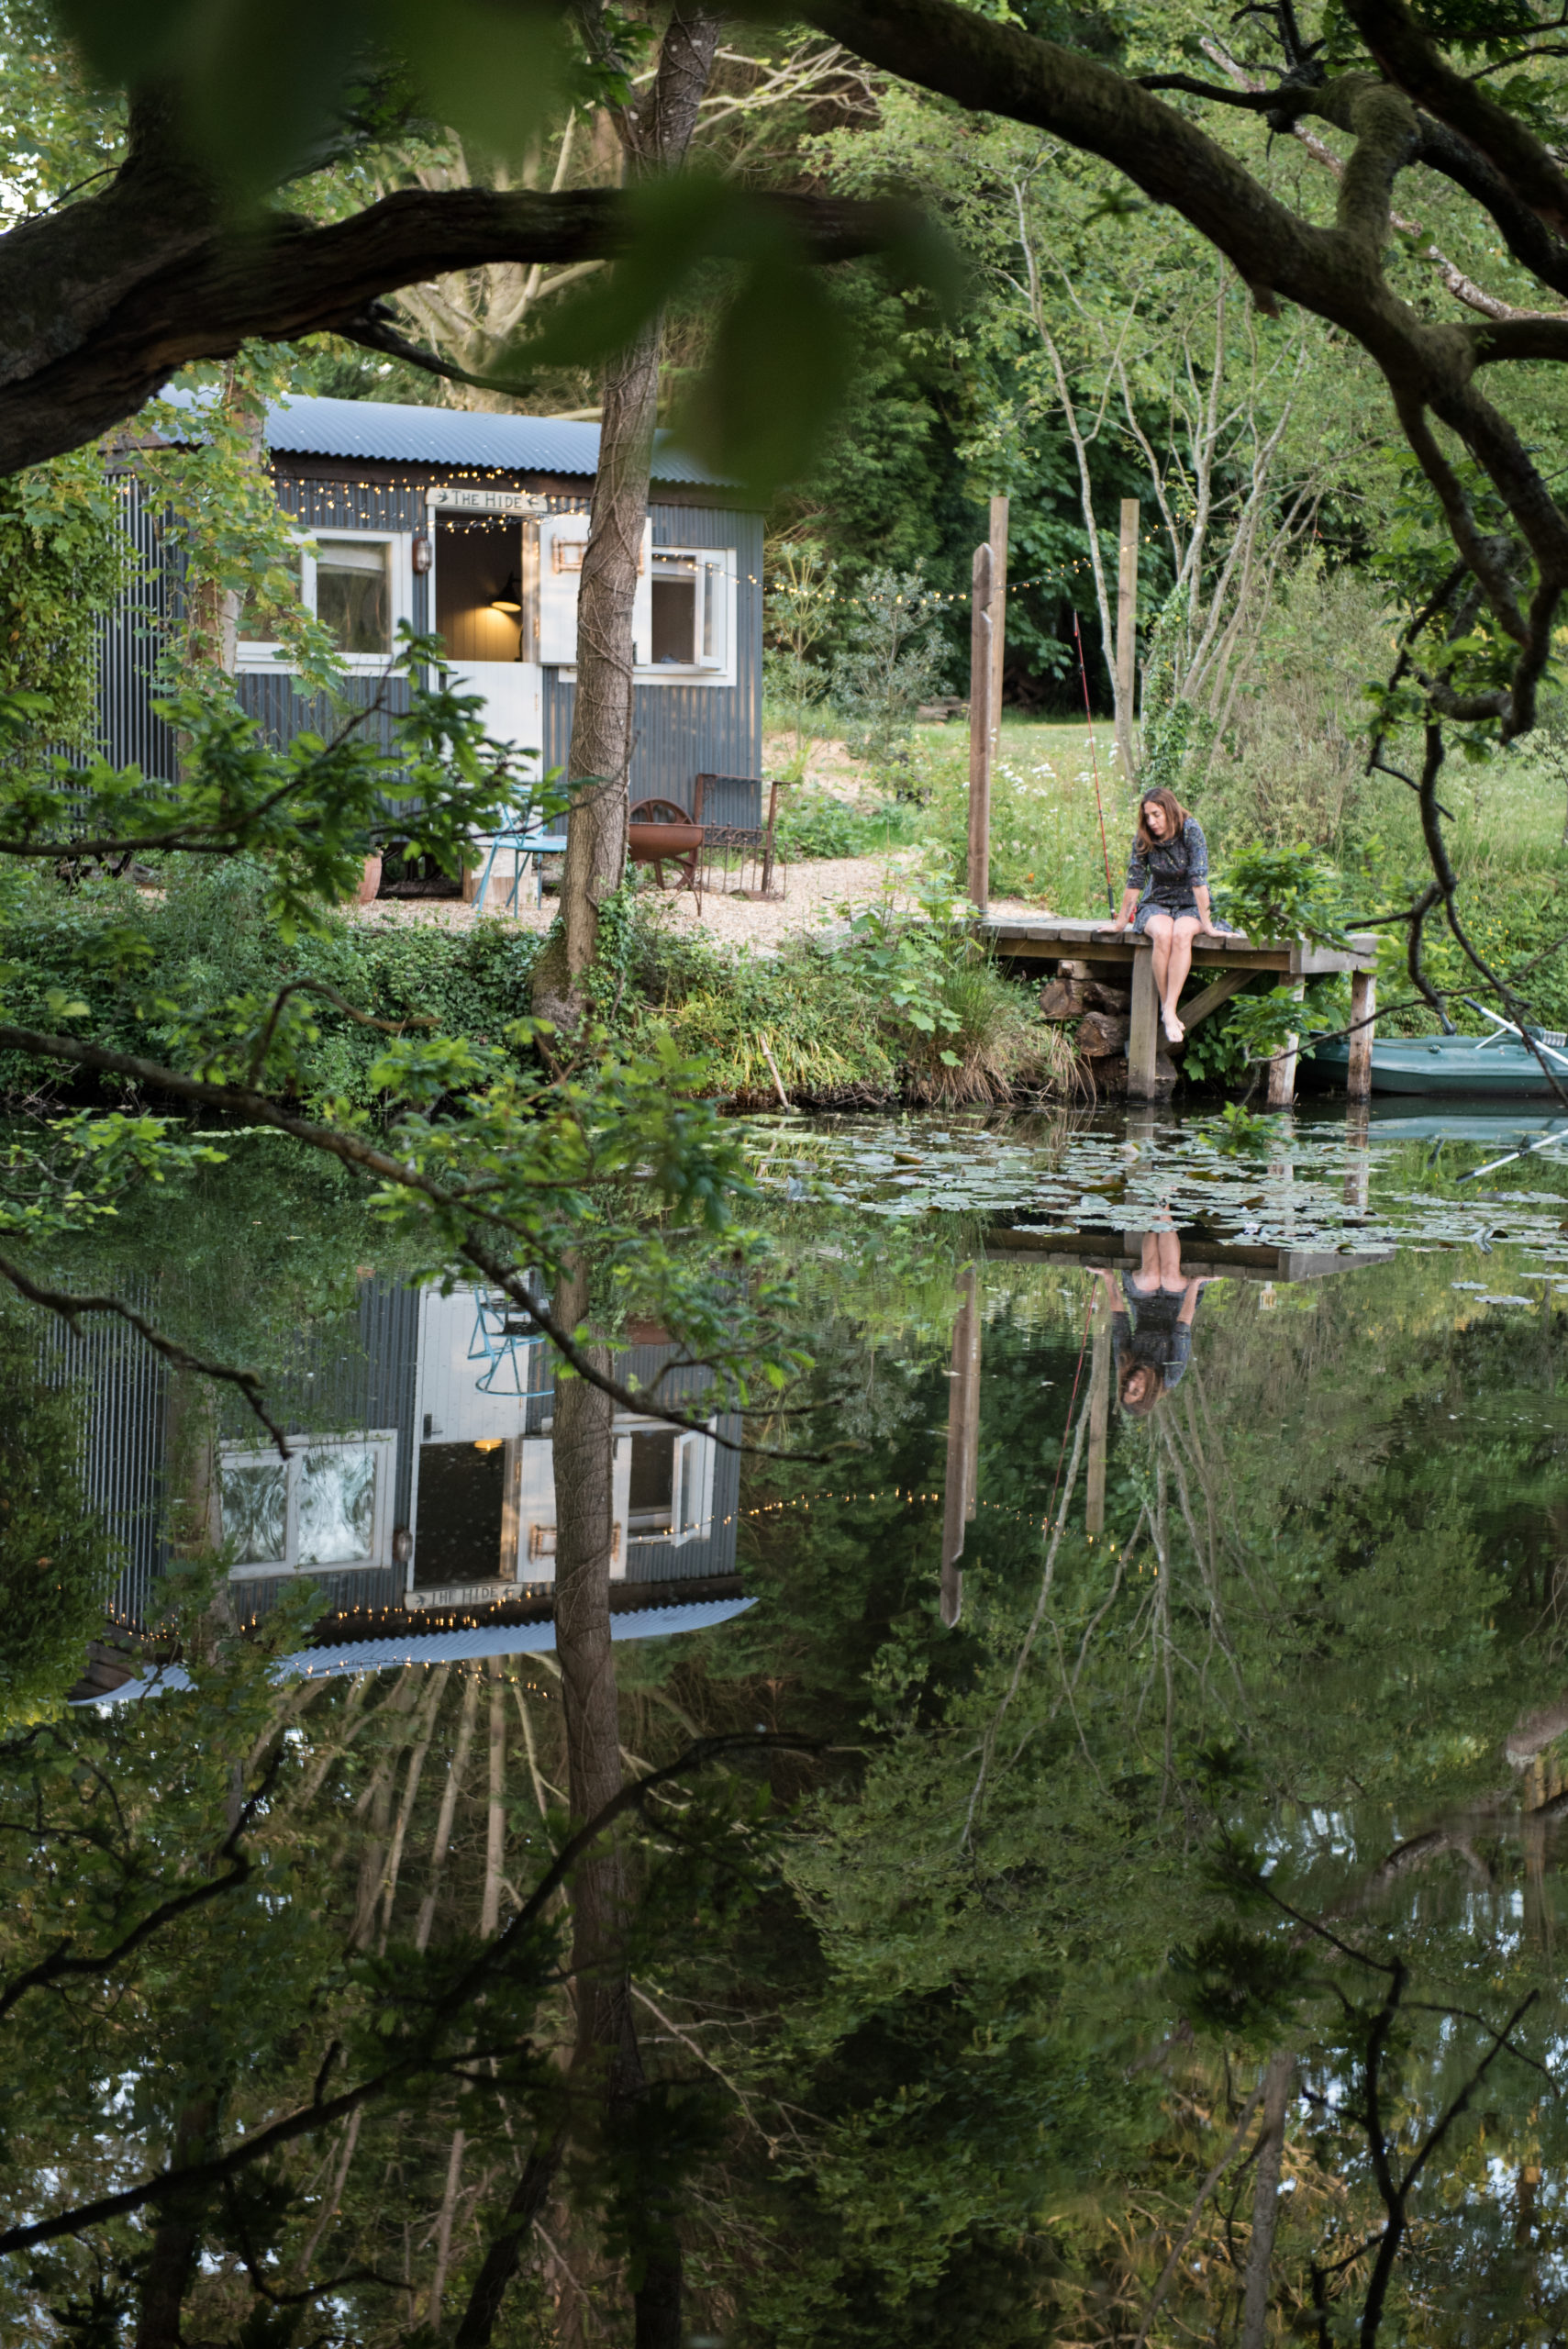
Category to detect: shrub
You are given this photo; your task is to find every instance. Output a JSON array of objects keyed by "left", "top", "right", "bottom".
[
  {"left": 829, "top": 563, "right": 951, "bottom": 785},
  {"left": 776, "top": 793, "right": 925, "bottom": 861},
  {"left": 0, "top": 859, "right": 544, "bottom": 1110}
]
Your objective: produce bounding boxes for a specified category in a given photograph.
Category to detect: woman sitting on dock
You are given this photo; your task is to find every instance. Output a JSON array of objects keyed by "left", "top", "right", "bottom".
[
  {"left": 1096, "top": 1241, "right": 1216, "bottom": 1416},
  {"left": 1105, "top": 786, "right": 1222, "bottom": 1044}
]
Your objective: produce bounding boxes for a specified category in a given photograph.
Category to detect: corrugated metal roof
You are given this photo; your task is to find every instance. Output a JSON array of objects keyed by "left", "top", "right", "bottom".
[
  {"left": 160, "top": 387, "right": 734, "bottom": 487},
  {"left": 75, "top": 1597, "right": 754, "bottom": 1704}
]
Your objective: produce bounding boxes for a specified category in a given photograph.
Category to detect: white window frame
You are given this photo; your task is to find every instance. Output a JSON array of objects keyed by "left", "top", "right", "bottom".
[
  {"left": 216, "top": 1431, "right": 397, "bottom": 1578},
  {"left": 619, "top": 1416, "right": 716, "bottom": 1549},
  {"left": 235, "top": 529, "right": 412, "bottom": 674},
  {"left": 640, "top": 549, "right": 734, "bottom": 685},
  {"left": 539, "top": 513, "right": 651, "bottom": 668}
]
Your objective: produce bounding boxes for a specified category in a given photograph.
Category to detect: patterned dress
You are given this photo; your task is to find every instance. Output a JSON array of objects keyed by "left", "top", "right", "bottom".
[
  {"left": 1126, "top": 814, "right": 1208, "bottom": 932},
  {"left": 1112, "top": 1281, "right": 1195, "bottom": 1395}
]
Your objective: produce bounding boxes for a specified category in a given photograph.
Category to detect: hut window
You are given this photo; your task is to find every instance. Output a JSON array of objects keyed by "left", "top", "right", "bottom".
[
  {"left": 218, "top": 1433, "right": 395, "bottom": 1576},
  {"left": 236, "top": 530, "right": 408, "bottom": 671},
  {"left": 625, "top": 1422, "right": 715, "bottom": 1546},
  {"left": 645, "top": 549, "right": 732, "bottom": 679},
  {"left": 627, "top": 1428, "right": 675, "bottom": 1536},
  {"left": 316, "top": 539, "right": 391, "bottom": 654}
]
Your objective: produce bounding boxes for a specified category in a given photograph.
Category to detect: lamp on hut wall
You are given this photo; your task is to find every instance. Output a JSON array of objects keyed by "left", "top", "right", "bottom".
[{"left": 490, "top": 573, "right": 522, "bottom": 614}]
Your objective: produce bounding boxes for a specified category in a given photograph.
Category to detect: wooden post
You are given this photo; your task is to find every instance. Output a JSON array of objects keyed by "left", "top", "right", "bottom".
[
  {"left": 1085, "top": 1296, "right": 1110, "bottom": 1536},
  {"left": 988, "top": 495, "right": 1009, "bottom": 755},
  {"left": 1127, "top": 946, "right": 1160, "bottom": 1100},
  {"left": 1343, "top": 1102, "right": 1371, "bottom": 1216},
  {"left": 968, "top": 543, "right": 994, "bottom": 909},
  {"left": 940, "top": 1265, "right": 981, "bottom": 1629},
  {"left": 1116, "top": 497, "right": 1140, "bottom": 780},
  {"left": 1266, "top": 977, "right": 1307, "bottom": 1108},
  {"left": 1348, "top": 968, "right": 1376, "bottom": 1100}
]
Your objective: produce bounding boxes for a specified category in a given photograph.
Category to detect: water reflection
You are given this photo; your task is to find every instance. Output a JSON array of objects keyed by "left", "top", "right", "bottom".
[
  {"left": 1099, "top": 1228, "right": 1216, "bottom": 1412},
  {"left": 8, "top": 1116, "right": 1568, "bottom": 2344}
]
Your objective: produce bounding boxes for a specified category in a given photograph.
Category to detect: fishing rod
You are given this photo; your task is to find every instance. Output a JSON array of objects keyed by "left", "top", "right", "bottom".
[{"left": 1073, "top": 610, "right": 1116, "bottom": 915}]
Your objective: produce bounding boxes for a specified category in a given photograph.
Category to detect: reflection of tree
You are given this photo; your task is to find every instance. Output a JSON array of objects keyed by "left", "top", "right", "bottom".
[{"left": 742, "top": 1244, "right": 1568, "bottom": 2343}]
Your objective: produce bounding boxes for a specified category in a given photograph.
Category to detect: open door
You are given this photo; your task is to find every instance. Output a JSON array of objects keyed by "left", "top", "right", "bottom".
[{"left": 431, "top": 514, "right": 542, "bottom": 773}]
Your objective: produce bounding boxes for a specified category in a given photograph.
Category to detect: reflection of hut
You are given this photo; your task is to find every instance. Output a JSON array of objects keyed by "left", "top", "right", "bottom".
[
  {"left": 62, "top": 1277, "right": 743, "bottom": 1683},
  {"left": 74, "top": 1596, "right": 753, "bottom": 1709}
]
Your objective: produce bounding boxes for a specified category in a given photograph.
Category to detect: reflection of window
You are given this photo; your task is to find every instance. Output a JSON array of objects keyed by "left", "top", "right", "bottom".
[
  {"left": 626, "top": 1424, "right": 714, "bottom": 1546},
  {"left": 218, "top": 1434, "right": 395, "bottom": 1577},
  {"left": 628, "top": 1429, "right": 675, "bottom": 1536},
  {"left": 237, "top": 534, "right": 405, "bottom": 669}
]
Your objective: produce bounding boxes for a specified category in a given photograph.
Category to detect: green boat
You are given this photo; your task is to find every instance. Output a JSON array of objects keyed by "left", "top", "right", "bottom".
[{"left": 1305, "top": 1030, "right": 1568, "bottom": 1098}]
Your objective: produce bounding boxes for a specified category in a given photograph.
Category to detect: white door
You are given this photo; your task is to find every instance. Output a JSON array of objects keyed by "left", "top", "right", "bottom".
[{"left": 445, "top": 661, "right": 543, "bottom": 779}]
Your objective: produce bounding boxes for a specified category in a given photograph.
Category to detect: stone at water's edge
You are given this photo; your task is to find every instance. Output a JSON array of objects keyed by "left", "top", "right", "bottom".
[{"left": 1082, "top": 1050, "right": 1178, "bottom": 1095}]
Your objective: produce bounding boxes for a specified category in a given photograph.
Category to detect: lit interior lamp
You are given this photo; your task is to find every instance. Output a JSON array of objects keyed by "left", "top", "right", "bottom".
[{"left": 490, "top": 573, "right": 523, "bottom": 614}]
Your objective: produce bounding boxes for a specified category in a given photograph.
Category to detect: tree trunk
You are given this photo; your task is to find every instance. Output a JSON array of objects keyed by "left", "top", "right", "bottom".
[
  {"left": 550, "top": 1261, "right": 684, "bottom": 2349},
  {"left": 350, "top": 1668, "right": 421, "bottom": 1951},
  {"left": 481, "top": 1653, "right": 507, "bottom": 1938},
  {"left": 532, "top": 8, "right": 722, "bottom": 1021},
  {"left": 133, "top": 2095, "right": 219, "bottom": 2349},
  {"left": 378, "top": 1663, "right": 449, "bottom": 1951},
  {"left": 550, "top": 1261, "right": 630, "bottom": 2069},
  {"left": 417, "top": 1665, "right": 481, "bottom": 1953},
  {"left": 1240, "top": 2051, "right": 1295, "bottom": 2349}
]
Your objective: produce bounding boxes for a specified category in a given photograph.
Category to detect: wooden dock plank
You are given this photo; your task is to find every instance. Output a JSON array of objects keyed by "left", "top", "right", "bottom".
[{"left": 976, "top": 915, "right": 1378, "bottom": 1102}]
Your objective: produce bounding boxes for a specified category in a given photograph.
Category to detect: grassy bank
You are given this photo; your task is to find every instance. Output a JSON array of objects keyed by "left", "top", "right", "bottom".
[
  {"left": 0, "top": 858, "right": 1075, "bottom": 1114},
  {"left": 772, "top": 699, "right": 1568, "bottom": 1040}
]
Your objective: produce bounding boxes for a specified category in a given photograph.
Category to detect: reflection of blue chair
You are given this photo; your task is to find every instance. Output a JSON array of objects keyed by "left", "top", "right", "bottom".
[
  {"left": 467, "top": 1289, "right": 550, "bottom": 1397},
  {"left": 469, "top": 812, "right": 570, "bottom": 917}
]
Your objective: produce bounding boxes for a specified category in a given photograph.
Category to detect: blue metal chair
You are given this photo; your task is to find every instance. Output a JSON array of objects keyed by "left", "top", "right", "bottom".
[{"left": 468, "top": 811, "right": 569, "bottom": 917}]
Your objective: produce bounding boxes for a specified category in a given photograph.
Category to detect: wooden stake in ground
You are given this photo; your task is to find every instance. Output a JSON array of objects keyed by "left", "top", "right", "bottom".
[
  {"left": 1116, "top": 497, "right": 1140, "bottom": 782},
  {"left": 988, "top": 495, "right": 1008, "bottom": 756},
  {"left": 968, "top": 542, "right": 994, "bottom": 910}
]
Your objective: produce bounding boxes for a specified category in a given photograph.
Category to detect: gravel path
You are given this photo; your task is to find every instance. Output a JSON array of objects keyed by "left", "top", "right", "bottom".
[{"left": 354, "top": 856, "right": 1050, "bottom": 952}]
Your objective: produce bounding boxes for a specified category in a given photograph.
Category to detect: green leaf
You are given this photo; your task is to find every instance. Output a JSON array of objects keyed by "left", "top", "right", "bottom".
[{"left": 673, "top": 261, "right": 853, "bottom": 500}]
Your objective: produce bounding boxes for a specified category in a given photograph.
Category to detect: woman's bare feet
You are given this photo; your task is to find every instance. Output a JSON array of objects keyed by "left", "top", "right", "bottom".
[{"left": 1162, "top": 1007, "right": 1185, "bottom": 1043}]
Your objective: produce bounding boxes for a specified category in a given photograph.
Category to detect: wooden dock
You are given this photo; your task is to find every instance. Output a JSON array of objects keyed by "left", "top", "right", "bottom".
[{"left": 976, "top": 915, "right": 1380, "bottom": 1103}]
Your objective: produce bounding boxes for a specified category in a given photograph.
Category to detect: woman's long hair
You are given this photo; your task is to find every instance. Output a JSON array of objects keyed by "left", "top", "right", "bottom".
[
  {"left": 1134, "top": 785, "right": 1191, "bottom": 854},
  {"left": 1118, "top": 1358, "right": 1163, "bottom": 1418}
]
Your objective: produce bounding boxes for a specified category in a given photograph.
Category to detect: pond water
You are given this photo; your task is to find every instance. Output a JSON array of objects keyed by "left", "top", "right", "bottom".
[{"left": 7, "top": 1100, "right": 1568, "bottom": 2345}]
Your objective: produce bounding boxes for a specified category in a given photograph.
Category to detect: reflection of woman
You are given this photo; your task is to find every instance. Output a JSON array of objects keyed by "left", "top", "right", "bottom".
[
  {"left": 1095, "top": 1235, "right": 1216, "bottom": 1416},
  {"left": 1104, "top": 786, "right": 1223, "bottom": 1045}
]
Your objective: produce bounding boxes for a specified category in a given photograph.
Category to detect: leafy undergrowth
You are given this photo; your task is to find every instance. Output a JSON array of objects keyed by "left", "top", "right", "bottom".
[
  {"left": 606, "top": 888, "right": 1075, "bottom": 1109},
  {"left": 2, "top": 860, "right": 1081, "bottom": 1118},
  {"left": 0, "top": 859, "right": 543, "bottom": 1109}
]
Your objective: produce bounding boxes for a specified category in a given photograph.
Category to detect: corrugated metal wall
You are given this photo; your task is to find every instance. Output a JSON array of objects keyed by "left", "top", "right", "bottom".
[
  {"left": 543, "top": 504, "right": 764, "bottom": 807},
  {"left": 39, "top": 1288, "right": 170, "bottom": 1631},
  {"left": 97, "top": 480, "right": 181, "bottom": 782},
  {"left": 95, "top": 476, "right": 761, "bottom": 800}
]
